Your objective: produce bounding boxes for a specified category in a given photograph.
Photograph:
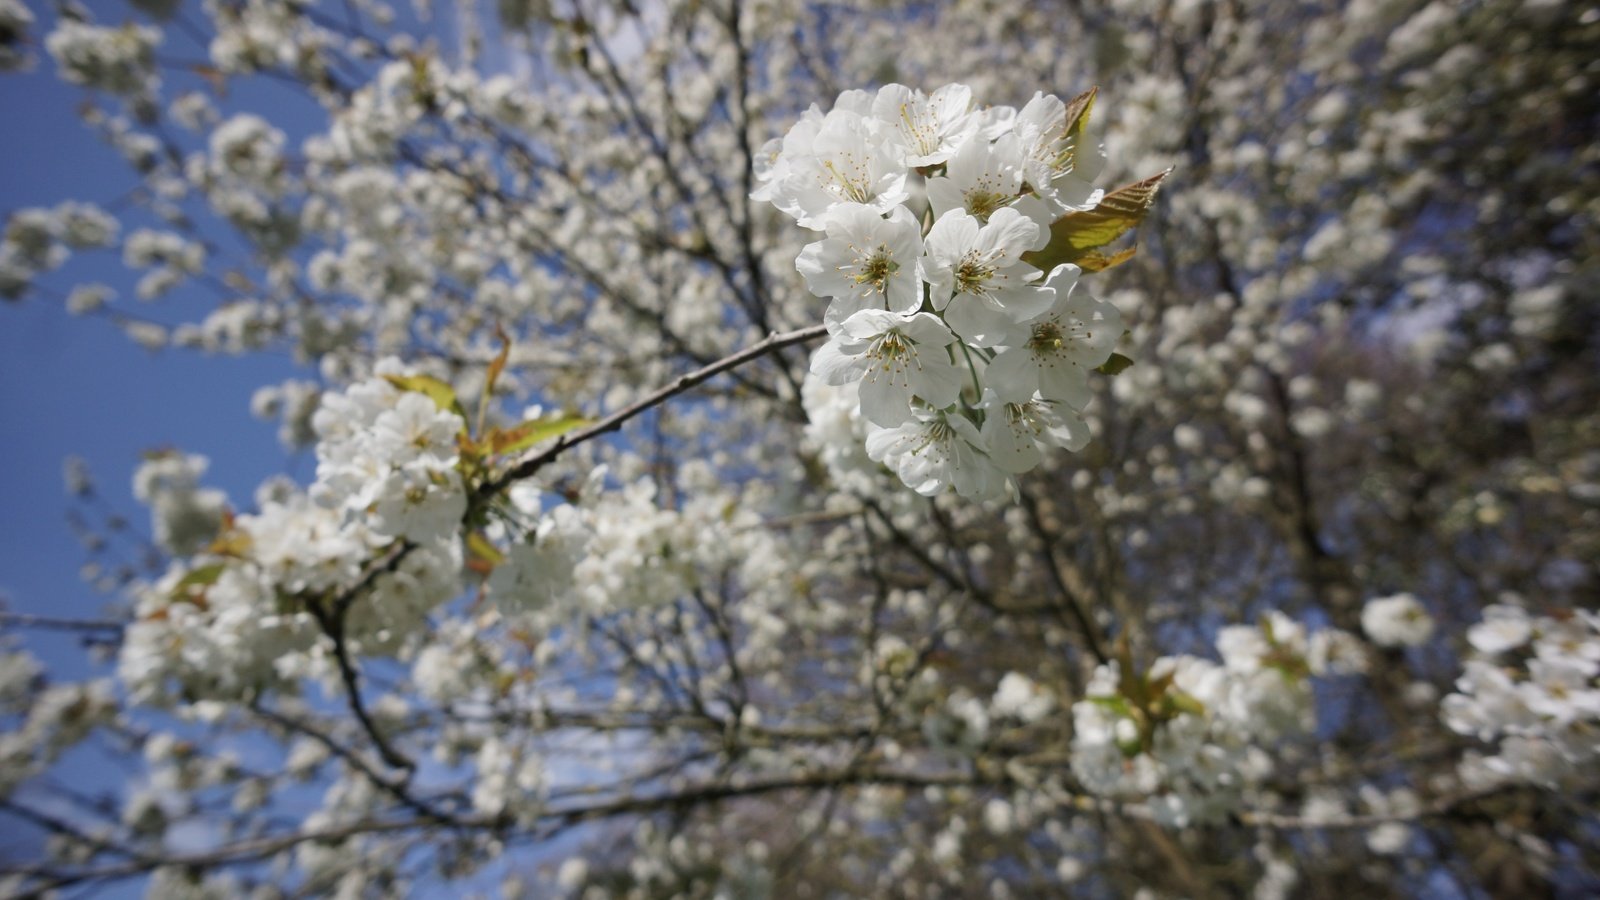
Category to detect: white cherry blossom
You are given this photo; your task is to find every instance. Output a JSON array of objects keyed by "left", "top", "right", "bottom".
[
  {"left": 985, "top": 265, "right": 1122, "bottom": 406},
  {"left": 919, "top": 207, "right": 1047, "bottom": 346},
  {"left": 976, "top": 390, "right": 1092, "bottom": 474},
  {"left": 1360, "top": 593, "right": 1435, "bottom": 648},
  {"left": 768, "top": 107, "right": 910, "bottom": 229},
  {"left": 864, "top": 406, "right": 1003, "bottom": 499},
  {"left": 871, "top": 82, "right": 980, "bottom": 167},
  {"left": 924, "top": 132, "right": 1027, "bottom": 226},
  {"left": 795, "top": 202, "right": 923, "bottom": 318},
  {"left": 810, "top": 309, "right": 964, "bottom": 427},
  {"left": 1014, "top": 90, "right": 1106, "bottom": 215}
]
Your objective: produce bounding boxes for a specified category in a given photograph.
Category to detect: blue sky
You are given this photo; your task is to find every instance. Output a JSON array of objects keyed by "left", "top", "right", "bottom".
[
  {"left": 0, "top": 7, "right": 525, "bottom": 890},
  {"left": 0, "top": 5, "right": 503, "bottom": 671},
  {"left": 0, "top": 25, "right": 317, "bottom": 886},
  {"left": 0, "top": 61, "right": 305, "bottom": 675},
  {"left": 0, "top": 0, "right": 520, "bottom": 664}
]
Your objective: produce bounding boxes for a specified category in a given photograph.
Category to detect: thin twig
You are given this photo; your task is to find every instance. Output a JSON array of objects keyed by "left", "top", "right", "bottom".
[
  {"left": 477, "top": 324, "right": 828, "bottom": 499},
  {"left": 0, "top": 612, "right": 125, "bottom": 634}
]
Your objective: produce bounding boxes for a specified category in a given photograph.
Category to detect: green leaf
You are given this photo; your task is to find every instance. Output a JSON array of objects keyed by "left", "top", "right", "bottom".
[
  {"left": 1096, "top": 352, "right": 1134, "bottom": 376},
  {"left": 1076, "top": 245, "right": 1139, "bottom": 273},
  {"left": 384, "top": 374, "right": 468, "bottom": 423},
  {"left": 479, "top": 324, "right": 512, "bottom": 436},
  {"left": 467, "top": 531, "right": 504, "bottom": 564},
  {"left": 169, "top": 563, "right": 226, "bottom": 605},
  {"left": 1144, "top": 668, "right": 1177, "bottom": 700},
  {"left": 1062, "top": 86, "right": 1097, "bottom": 147},
  {"left": 487, "top": 412, "right": 590, "bottom": 458},
  {"left": 1088, "top": 694, "right": 1133, "bottom": 718},
  {"left": 465, "top": 531, "right": 504, "bottom": 576},
  {"left": 1163, "top": 688, "right": 1207, "bottom": 718},
  {"left": 1039, "top": 88, "right": 1096, "bottom": 181},
  {"left": 1021, "top": 168, "right": 1172, "bottom": 272},
  {"left": 204, "top": 527, "right": 251, "bottom": 558}
]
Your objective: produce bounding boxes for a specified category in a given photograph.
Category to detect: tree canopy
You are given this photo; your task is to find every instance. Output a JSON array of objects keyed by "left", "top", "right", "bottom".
[{"left": 1, "top": 0, "right": 1597, "bottom": 896}]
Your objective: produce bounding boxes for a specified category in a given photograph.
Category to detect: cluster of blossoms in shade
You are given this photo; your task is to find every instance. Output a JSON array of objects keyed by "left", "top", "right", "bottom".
[
  {"left": 1443, "top": 604, "right": 1600, "bottom": 790},
  {"left": 753, "top": 83, "right": 1126, "bottom": 499},
  {"left": 1071, "top": 613, "right": 1365, "bottom": 826},
  {"left": 116, "top": 360, "right": 801, "bottom": 714},
  {"left": 120, "top": 364, "right": 469, "bottom": 705}
]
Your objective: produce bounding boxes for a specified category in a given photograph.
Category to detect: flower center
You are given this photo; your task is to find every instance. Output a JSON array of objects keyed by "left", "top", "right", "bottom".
[
  {"left": 1027, "top": 321, "right": 1065, "bottom": 354},
  {"left": 955, "top": 253, "right": 996, "bottom": 294},
  {"left": 910, "top": 416, "right": 954, "bottom": 456},
  {"left": 899, "top": 103, "right": 941, "bottom": 156},
  {"left": 821, "top": 158, "right": 870, "bottom": 204},
  {"left": 1049, "top": 142, "right": 1078, "bottom": 175},
  {"left": 853, "top": 247, "right": 898, "bottom": 292},
  {"left": 964, "top": 190, "right": 1009, "bottom": 220}
]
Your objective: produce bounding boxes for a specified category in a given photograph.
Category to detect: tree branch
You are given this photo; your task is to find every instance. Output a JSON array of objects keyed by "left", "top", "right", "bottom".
[{"left": 477, "top": 324, "right": 828, "bottom": 499}]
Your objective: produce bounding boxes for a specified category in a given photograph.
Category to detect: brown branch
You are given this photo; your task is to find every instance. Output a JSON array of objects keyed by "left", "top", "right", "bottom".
[
  {"left": 2, "top": 764, "right": 1025, "bottom": 894},
  {"left": 477, "top": 324, "right": 828, "bottom": 499},
  {"left": 288, "top": 327, "right": 825, "bottom": 780},
  {"left": 248, "top": 704, "right": 455, "bottom": 824},
  {"left": 304, "top": 541, "right": 419, "bottom": 773},
  {"left": 8, "top": 752, "right": 1537, "bottom": 897},
  {"left": 0, "top": 612, "right": 126, "bottom": 634},
  {"left": 1017, "top": 491, "right": 1111, "bottom": 665},
  {"left": 1237, "top": 784, "right": 1532, "bottom": 831}
]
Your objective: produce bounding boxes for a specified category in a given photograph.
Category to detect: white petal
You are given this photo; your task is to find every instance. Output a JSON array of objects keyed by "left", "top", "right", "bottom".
[
  {"left": 896, "top": 312, "right": 955, "bottom": 347},
  {"left": 912, "top": 353, "right": 965, "bottom": 410},
  {"left": 943, "top": 295, "right": 1015, "bottom": 348},
  {"left": 838, "top": 308, "right": 902, "bottom": 341},
  {"left": 1038, "top": 360, "right": 1092, "bottom": 409},
  {"left": 925, "top": 176, "right": 964, "bottom": 219},
  {"left": 1011, "top": 195, "right": 1056, "bottom": 251},
  {"left": 977, "top": 206, "right": 1039, "bottom": 262},
  {"left": 984, "top": 348, "right": 1040, "bottom": 402},
  {"left": 858, "top": 373, "right": 914, "bottom": 427},
  {"left": 924, "top": 209, "right": 980, "bottom": 262},
  {"left": 809, "top": 340, "right": 866, "bottom": 386},
  {"left": 999, "top": 284, "right": 1058, "bottom": 323}
]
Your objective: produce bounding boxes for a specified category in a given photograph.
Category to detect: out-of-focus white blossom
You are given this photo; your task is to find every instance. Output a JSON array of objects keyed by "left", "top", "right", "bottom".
[
  {"left": 1361, "top": 593, "right": 1435, "bottom": 648},
  {"left": 1071, "top": 615, "right": 1359, "bottom": 826},
  {"left": 1442, "top": 605, "right": 1600, "bottom": 789},
  {"left": 46, "top": 20, "right": 160, "bottom": 98}
]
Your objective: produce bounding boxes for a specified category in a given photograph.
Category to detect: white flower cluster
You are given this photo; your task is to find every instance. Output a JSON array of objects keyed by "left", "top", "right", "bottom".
[
  {"left": 208, "top": 0, "right": 328, "bottom": 78},
  {"left": 132, "top": 452, "right": 228, "bottom": 557},
  {"left": 309, "top": 366, "right": 469, "bottom": 544},
  {"left": 0, "top": 646, "right": 40, "bottom": 713},
  {"left": 1, "top": 209, "right": 65, "bottom": 299},
  {"left": 123, "top": 228, "right": 206, "bottom": 301},
  {"left": 753, "top": 84, "right": 1123, "bottom": 499},
  {"left": 1071, "top": 613, "right": 1364, "bottom": 826},
  {"left": 0, "top": 202, "right": 118, "bottom": 300},
  {"left": 1360, "top": 592, "right": 1435, "bottom": 648},
  {"left": 1442, "top": 604, "right": 1600, "bottom": 789},
  {"left": 470, "top": 736, "right": 545, "bottom": 820},
  {"left": 45, "top": 19, "right": 160, "bottom": 98},
  {"left": 0, "top": 0, "right": 32, "bottom": 71},
  {"left": 119, "top": 365, "right": 468, "bottom": 703},
  {"left": 800, "top": 377, "right": 879, "bottom": 496},
  {"left": 194, "top": 113, "right": 302, "bottom": 253},
  {"left": 0, "top": 670, "right": 117, "bottom": 798},
  {"left": 250, "top": 379, "right": 323, "bottom": 449},
  {"left": 488, "top": 463, "right": 797, "bottom": 621},
  {"left": 208, "top": 114, "right": 287, "bottom": 187}
]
